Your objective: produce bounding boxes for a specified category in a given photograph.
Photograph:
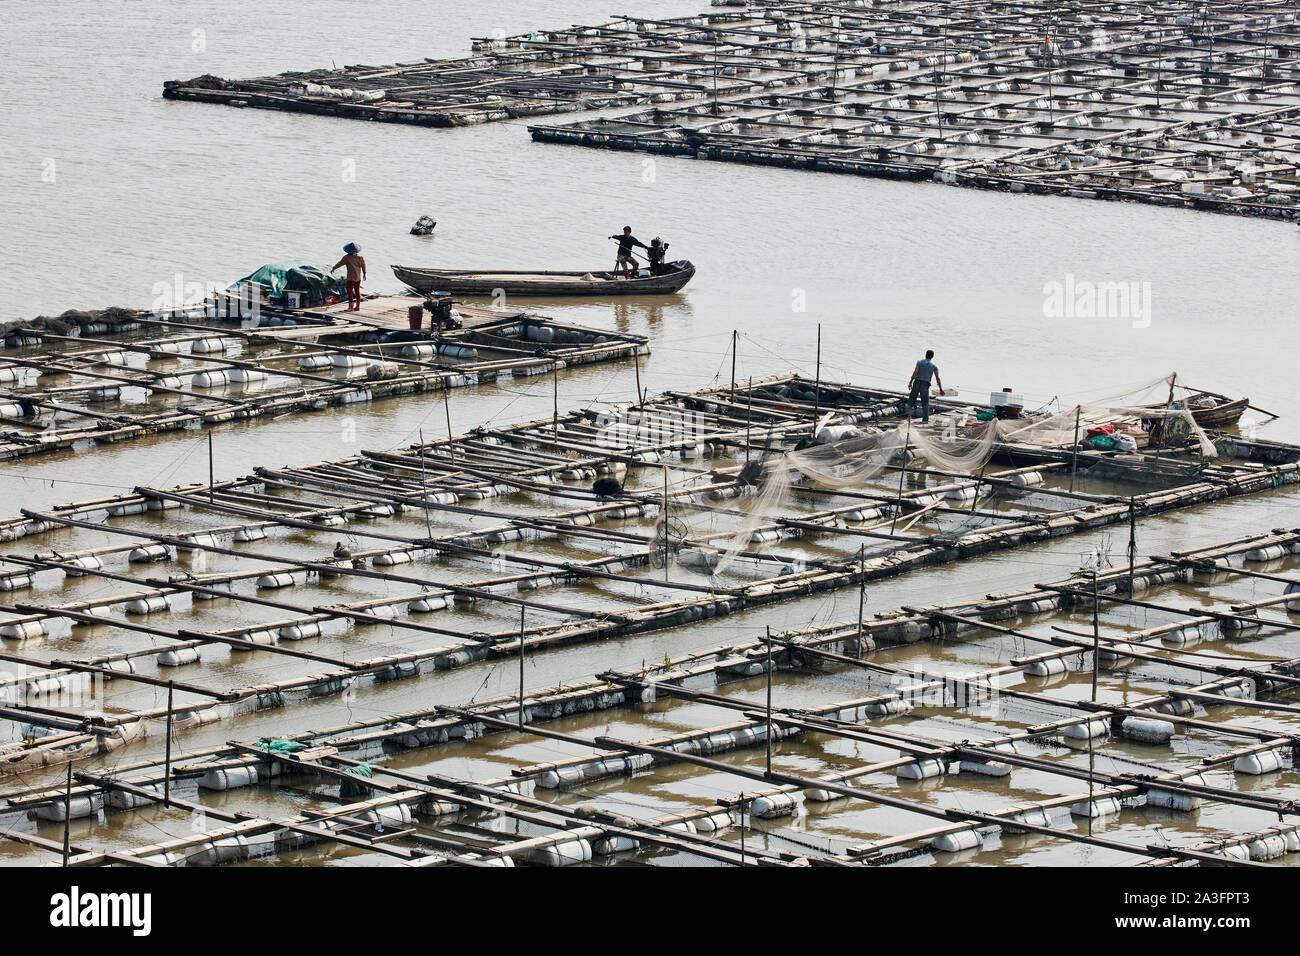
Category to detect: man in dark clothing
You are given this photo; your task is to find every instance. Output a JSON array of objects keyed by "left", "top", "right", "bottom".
[
  {"left": 906, "top": 350, "right": 944, "bottom": 425},
  {"left": 608, "top": 226, "right": 648, "bottom": 277},
  {"left": 647, "top": 237, "right": 671, "bottom": 276}
]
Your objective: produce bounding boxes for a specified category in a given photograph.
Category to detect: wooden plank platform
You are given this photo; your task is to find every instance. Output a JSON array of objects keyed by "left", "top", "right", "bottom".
[{"left": 296, "top": 296, "right": 526, "bottom": 332}]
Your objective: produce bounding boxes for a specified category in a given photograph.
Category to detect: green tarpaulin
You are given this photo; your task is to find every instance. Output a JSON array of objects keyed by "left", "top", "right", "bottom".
[{"left": 229, "top": 261, "right": 346, "bottom": 301}]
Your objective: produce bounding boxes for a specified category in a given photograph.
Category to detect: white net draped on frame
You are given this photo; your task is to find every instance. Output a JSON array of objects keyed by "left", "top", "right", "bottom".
[{"left": 675, "top": 373, "right": 1223, "bottom": 577}]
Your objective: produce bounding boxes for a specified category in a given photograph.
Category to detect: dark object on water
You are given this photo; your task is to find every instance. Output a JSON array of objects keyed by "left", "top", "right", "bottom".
[
  {"left": 333, "top": 541, "right": 352, "bottom": 560},
  {"left": 391, "top": 260, "right": 696, "bottom": 297},
  {"left": 592, "top": 477, "right": 623, "bottom": 498},
  {"left": 410, "top": 216, "right": 437, "bottom": 236},
  {"left": 736, "top": 460, "right": 765, "bottom": 486}
]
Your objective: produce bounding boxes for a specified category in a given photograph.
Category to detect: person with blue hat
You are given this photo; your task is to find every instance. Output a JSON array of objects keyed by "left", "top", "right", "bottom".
[{"left": 331, "top": 242, "right": 367, "bottom": 311}]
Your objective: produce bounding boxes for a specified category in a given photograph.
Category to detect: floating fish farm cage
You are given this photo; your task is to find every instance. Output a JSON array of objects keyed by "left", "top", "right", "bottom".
[
  {"left": 531, "top": 0, "right": 1300, "bottom": 218},
  {"left": 164, "top": 0, "right": 1300, "bottom": 219},
  {"left": 0, "top": 304, "right": 648, "bottom": 462},
  {"left": 0, "top": 375, "right": 1298, "bottom": 865}
]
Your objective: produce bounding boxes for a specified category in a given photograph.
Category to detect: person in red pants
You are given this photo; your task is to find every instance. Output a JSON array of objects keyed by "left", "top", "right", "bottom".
[{"left": 331, "top": 242, "right": 367, "bottom": 311}]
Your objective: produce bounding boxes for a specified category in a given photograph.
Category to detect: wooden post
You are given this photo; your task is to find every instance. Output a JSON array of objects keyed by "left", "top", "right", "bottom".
[
  {"left": 890, "top": 420, "right": 910, "bottom": 534},
  {"left": 1089, "top": 560, "right": 1099, "bottom": 837},
  {"left": 969, "top": 460, "right": 988, "bottom": 516},
  {"left": 164, "top": 679, "right": 174, "bottom": 807},
  {"left": 765, "top": 626, "right": 773, "bottom": 777},
  {"left": 1091, "top": 569, "right": 1100, "bottom": 703},
  {"left": 812, "top": 323, "right": 822, "bottom": 432},
  {"left": 443, "top": 391, "right": 454, "bottom": 463},
  {"left": 518, "top": 604, "right": 526, "bottom": 731},
  {"left": 1127, "top": 498, "right": 1137, "bottom": 595},
  {"left": 61, "top": 762, "right": 72, "bottom": 867},
  {"left": 419, "top": 429, "right": 433, "bottom": 540},
  {"left": 634, "top": 348, "right": 643, "bottom": 405},
  {"left": 1069, "top": 405, "right": 1081, "bottom": 493},
  {"left": 662, "top": 465, "right": 670, "bottom": 583},
  {"left": 745, "top": 377, "right": 752, "bottom": 464},
  {"left": 208, "top": 432, "right": 215, "bottom": 504},
  {"left": 730, "top": 329, "right": 737, "bottom": 400},
  {"left": 552, "top": 361, "right": 559, "bottom": 443},
  {"left": 738, "top": 790, "right": 748, "bottom": 868},
  {"left": 856, "top": 544, "right": 866, "bottom": 659}
]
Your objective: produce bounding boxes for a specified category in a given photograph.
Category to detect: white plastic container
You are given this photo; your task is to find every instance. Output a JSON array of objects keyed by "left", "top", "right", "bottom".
[
  {"left": 1234, "top": 749, "right": 1284, "bottom": 775},
  {"left": 931, "top": 828, "right": 982, "bottom": 853},
  {"left": 158, "top": 647, "right": 201, "bottom": 667},
  {"left": 256, "top": 572, "right": 298, "bottom": 590},
  {"left": 199, "top": 765, "right": 259, "bottom": 790},
  {"left": 128, "top": 543, "right": 171, "bottom": 563},
  {"left": 750, "top": 793, "right": 798, "bottom": 819},
  {"left": 123, "top": 595, "right": 171, "bottom": 615},
  {"left": 1061, "top": 718, "right": 1109, "bottom": 740},
  {"left": 279, "top": 622, "right": 321, "bottom": 641},
  {"left": 1121, "top": 716, "right": 1175, "bottom": 744},
  {"left": 191, "top": 370, "right": 230, "bottom": 388},
  {"left": 897, "top": 757, "right": 945, "bottom": 780}
]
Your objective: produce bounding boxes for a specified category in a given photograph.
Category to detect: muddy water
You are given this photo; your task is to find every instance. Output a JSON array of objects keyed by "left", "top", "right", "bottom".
[{"left": 4, "top": 1, "right": 1300, "bottom": 865}]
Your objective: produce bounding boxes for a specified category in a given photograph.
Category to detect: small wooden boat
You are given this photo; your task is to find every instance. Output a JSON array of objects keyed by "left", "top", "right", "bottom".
[
  {"left": 1136, "top": 389, "right": 1250, "bottom": 428},
  {"left": 391, "top": 260, "right": 695, "bottom": 297}
]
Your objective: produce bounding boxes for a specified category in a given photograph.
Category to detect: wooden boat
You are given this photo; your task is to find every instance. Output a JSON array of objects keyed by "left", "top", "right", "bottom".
[
  {"left": 1136, "top": 390, "right": 1250, "bottom": 428},
  {"left": 391, "top": 260, "right": 695, "bottom": 297}
]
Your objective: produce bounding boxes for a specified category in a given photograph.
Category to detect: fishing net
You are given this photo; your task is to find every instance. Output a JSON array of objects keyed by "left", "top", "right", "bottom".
[{"left": 691, "top": 373, "right": 1218, "bottom": 577}]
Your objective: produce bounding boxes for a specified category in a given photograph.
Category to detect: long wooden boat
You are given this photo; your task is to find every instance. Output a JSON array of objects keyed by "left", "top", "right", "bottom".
[{"left": 391, "top": 260, "right": 695, "bottom": 296}]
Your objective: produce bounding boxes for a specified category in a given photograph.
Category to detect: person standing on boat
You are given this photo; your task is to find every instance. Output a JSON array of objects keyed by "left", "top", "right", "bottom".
[
  {"left": 608, "top": 227, "right": 648, "bottom": 278},
  {"left": 331, "top": 242, "right": 366, "bottom": 311},
  {"left": 647, "top": 237, "right": 671, "bottom": 276},
  {"left": 906, "top": 350, "right": 944, "bottom": 425}
]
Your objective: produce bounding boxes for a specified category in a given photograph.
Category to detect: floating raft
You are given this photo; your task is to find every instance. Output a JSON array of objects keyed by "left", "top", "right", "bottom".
[
  {"left": 3, "top": 524, "right": 1300, "bottom": 866},
  {"left": 0, "top": 371, "right": 1294, "bottom": 788},
  {"left": 164, "top": 0, "right": 1300, "bottom": 220},
  {"left": 0, "top": 299, "right": 647, "bottom": 462},
  {"left": 534, "top": 0, "right": 1300, "bottom": 219}
]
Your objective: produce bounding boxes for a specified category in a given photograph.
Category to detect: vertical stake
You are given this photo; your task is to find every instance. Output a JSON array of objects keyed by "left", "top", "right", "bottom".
[
  {"left": 518, "top": 604, "right": 526, "bottom": 731},
  {"left": 765, "top": 626, "right": 773, "bottom": 777},
  {"left": 1091, "top": 568, "right": 1100, "bottom": 703},
  {"left": 208, "top": 432, "right": 215, "bottom": 504},
  {"left": 730, "top": 329, "right": 738, "bottom": 400},
  {"left": 634, "top": 347, "right": 643, "bottom": 406},
  {"left": 1089, "top": 568, "right": 1099, "bottom": 837},
  {"left": 419, "top": 429, "right": 434, "bottom": 541},
  {"left": 812, "top": 323, "right": 822, "bottom": 433},
  {"left": 165, "top": 679, "right": 174, "bottom": 807},
  {"left": 738, "top": 793, "right": 746, "bottom": 866},
  {"left": 745, "top": 377, "right": 753, "bottom": 464},
  {"left": 970, "top": 460, "right": 988, "bottom": 516},
  {"left": 890, "top": 419, "right": 911, "bottom": 534},
  {"left": 856, "top": 544, "right": 866, "bottom": 659},
  {"left": 443, "top": 390, "right": 455, "bottom": 463},
  {"left": 552, "top": 360, "right": 559, "bottom": 444},
  {"left": 662, "top": 464, "right": 670, "bottom": 584},
  {"left": 1069, "top": 405, "right": 1081, "bottom": 493},
  {"left": 62, "top": 762, "right": 72, "bottom": 867},
  {"left": 1127, "top": 497, "right": 1137, "bottom": 595}
]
